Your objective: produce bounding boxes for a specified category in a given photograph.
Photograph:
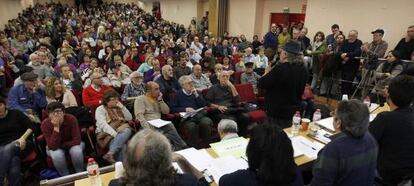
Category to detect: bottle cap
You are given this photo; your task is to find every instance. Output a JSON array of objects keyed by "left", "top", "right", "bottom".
[{"left": 88, "top": 158, "right": 95, "bottom": 163}]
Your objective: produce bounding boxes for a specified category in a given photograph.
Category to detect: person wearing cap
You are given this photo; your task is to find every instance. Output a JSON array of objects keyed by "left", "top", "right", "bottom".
[
  {"left": 8, "top": 72, "right": 47, "bottom": 122},
  {"left": 361, "top": 29, "right": 388, "bottom": 61},
  {"left": 258, "top": 40, "right": 308, "bottom": 128},
  {"left": 241, "top": 61, "right": 261, "bottom": 91}
]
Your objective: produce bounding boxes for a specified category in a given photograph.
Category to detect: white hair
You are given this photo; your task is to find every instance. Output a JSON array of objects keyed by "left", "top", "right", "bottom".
[{"left": 217, "top": 119, "right": 238, "bottom": 134}]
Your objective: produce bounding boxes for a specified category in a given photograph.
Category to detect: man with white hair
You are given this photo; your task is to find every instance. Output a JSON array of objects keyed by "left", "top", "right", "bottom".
[
  {"left": 244, "top": 47, "right": 256, "bottom": 64},
  {"left": 27, "top": 52, "right": 54, "bottom": 81},
  {"left": 170, "top": 75, "right": 213, "bottom": 148},
  {"left": 218, "top": 119, "right": 239, "bottom": 141},
  {"left": 190, "top": 64, "right": 212, "bottom": 92},
  {"left": 339, "top": 30, "right": 362, "bottom": 96}
]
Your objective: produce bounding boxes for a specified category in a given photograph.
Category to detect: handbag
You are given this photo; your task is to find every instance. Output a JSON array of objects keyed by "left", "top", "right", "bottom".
[{"left": 96, "top": 120, "right": 131, "bottom": 149}]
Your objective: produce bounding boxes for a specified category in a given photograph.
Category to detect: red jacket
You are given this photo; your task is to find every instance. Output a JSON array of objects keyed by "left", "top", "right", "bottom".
[
  {"left": 82, "top": 85, "right": 112, "bottom": 107},
  {"left": 41, "top": 114, "right": 81, "bottom": 151}
]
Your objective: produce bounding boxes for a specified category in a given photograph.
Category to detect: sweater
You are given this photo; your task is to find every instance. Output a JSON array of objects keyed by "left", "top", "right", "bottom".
[
  {"left": 170, "top": 89, "right": 207, "bottom": 113},
  {"left": 82, "top": 85, "right": 112, "bottom": 107},
  {"left": 134, "top": 95, "right": 169, "bottom": 128},
  {"left": 41, "top": 114, "right": 82, "bottom": 151},
  {"left": 258, "top": 63, "right": 308, "bottom": 119},
  {"left": 394, "top": 38, "right": 414, "bottom": 60},
  {"left": 46, "top": 90, "right": 78, "bottom": 108},
  {"left": 339, "top": 39, "right": 362, "bottom": 71},
  {"left": 369, "top": 106, "right": 414, "bottom": 184},
  {"left": 95, "top": 105, "right": 133, "bottom": 137},
  {"left": 311, "top": 132, "right": 378, "bottom": 186}
]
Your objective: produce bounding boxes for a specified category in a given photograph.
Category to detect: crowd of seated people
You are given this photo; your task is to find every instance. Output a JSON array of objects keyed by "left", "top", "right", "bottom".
[{"left": 0, "top": 1, "right": 413, "bottom": 185}]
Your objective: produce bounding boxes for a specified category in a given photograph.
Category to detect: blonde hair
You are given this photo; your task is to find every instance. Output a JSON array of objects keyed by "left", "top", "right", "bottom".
[{"left": 45, "top": 77, "right": 66, "bottom": 99}]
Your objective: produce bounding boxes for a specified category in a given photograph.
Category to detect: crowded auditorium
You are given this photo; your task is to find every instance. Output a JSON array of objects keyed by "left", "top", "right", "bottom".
[{"left": 0, "top": 0, "right": 413, "bottom": 185}]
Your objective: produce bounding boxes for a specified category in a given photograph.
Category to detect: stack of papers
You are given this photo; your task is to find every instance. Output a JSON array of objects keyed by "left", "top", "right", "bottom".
[
  {"left": 210, "top": 137, "right": 249, "bottom": 158},
  {"left": 175, "top": 148, "right": 214, "bottom": 171},
  {"left": 312, "top": 129, "right": 333, "bottom": 144},
  {"left": 369, "top": 103, "right": 380, "bottom": 113},
  {"left": 179, "top": 107, "right": 205, "bottom": 119},
  {"left": 148, "top": 119, "right": 171, "bottom": 128},
  {"left": 316, "top": 117, "right": 335, "bottom": 132},
  {"left": 291, "top": 136, "right": 324, "bottom": 159}
]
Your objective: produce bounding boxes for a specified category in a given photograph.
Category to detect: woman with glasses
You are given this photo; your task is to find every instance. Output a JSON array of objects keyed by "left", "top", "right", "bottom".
[{"left": 41, "top": 102, "right": 85, "bottom": 176}]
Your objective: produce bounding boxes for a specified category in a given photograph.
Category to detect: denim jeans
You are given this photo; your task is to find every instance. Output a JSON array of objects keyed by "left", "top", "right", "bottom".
[
  {"left": 109, "top": 128, "right": 132, "bottom": 161},
  {"left": 158, "top": 123, "right": 188, "bottom": 151},
  {"left": 47, "top": 142, "right": 85, "bottom": 176},
  {"left": 0, "top": 142, "right": 21, "bottom": 186}
]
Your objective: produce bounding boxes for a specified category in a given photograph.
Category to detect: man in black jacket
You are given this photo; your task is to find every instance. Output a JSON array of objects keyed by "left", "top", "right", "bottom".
[
  {"left": 369, "top": 75, "right": 414, "bottom": 185},
  {"left": 394, "top": 25, "right": 414, "bottom": 60},
  {"left": 258, "top": 40, "right": 308, "bottom": 128},
  {"left": 339, "top": 30, "right": 362, "bottom": 96}
]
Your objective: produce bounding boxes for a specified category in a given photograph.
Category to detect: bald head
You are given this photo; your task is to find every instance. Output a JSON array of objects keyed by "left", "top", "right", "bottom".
[
  {"left": 192, "top": 64, "right": 202, "bottom": 77},
  {"left": 145, "top": 81, "right": 161, "bottom": 98},
  {"left": 162, "top": 65, "right": 174, "bottom": 79}
]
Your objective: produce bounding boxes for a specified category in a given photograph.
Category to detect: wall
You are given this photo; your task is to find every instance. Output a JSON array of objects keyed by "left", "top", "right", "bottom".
[
  {"left": 138, "top": 0, "right": 198, "bottom": 26},
  {"left": 305, "top": 0, "right": 414, "bottom": 52},
  {"left": 227, "top": 0, "right": 257, "bottom": 40},
  {"left": 0, "top": 0, "right": 34, "bottom": 29}
]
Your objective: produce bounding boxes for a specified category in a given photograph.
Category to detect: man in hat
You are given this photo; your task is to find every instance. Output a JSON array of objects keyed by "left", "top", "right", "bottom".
[
  {"left": 361, "top": 29, "right": 388, "bottom": 61},
  {"left": 8, "top": 72, "right": 47, "bottom": 123},
  {"left": 241, "top": 61, "right": 261, "bottom": 90},
  {"left": 258, "top": 40, "right": 308, "bottom": 128}
]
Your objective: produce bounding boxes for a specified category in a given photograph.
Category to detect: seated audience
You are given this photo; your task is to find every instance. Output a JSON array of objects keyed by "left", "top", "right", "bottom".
[
  {"left": 83, "top": 67, "right": 112, "bottom": 88},
  {"left": 170, "top": 75, "right": 213, "bottom": 148},
  {"left": 219, "top": 123, "right": 303, "bottom": 186},
  {"left": 206, "top": 71, "right": 250, "bottom": 136},
  {"left": 190, "top": 64, "right": 212, "bottom": 92},
  {"left": 109, "top": 129, "right": 209, "bottom": 186},
  {"left": 82, "top": 72, "right": 112, "bottom": 107},
  {"left": 311, "top": 99, "right": 378, "bottom": 186},
  {"left": 217, "top": 119, "right": 239, "bottom": 141},
  {"left": 221, "top": 55, "right": 235, "bottom": 75},
  {"left": 0, "top": 98, "right": 34, "bottom": 186},
  {"left": 8, "top": 72, "right": 47, "bottom": 123},
  {"left": 143, "top": 58, "right": 161, "bottom": 83},
  {"left": 134, "top": 81, "right": 187, "bottom": 150},
  {"left": 27, "top": 52, "right": 54, "bottom": 81},
  {"left": 95, "top": 90, "right": 132, "bottom": 163},
  {"left": 174, "top": 54, "right": 192, "bottom": 79},
  {"left": 371, "top": 50, "right": 403, "bottom": 103},
  {"left": 253, "top": 46, "right": 268, "bottom": 75},
  {"left": 41, "top": 102, "right": 84, "bottom": 176},
  {"left": 45, "top": 77, "right": 78, "bottom": 108},
  {"left": 369, "top": 75, "right": 414, "bottom": 185},
  {"left": 59, "top": 64, "right": 83, "bottom": 91},
  {"left": 241, "top": 62, "right": 261, "bottom": 91},
  {"left": 155, "top": 65, "right": 181, "bottom": 104},
  {"left": 121, "top": 71, "right": 146, "bottom": 106}
]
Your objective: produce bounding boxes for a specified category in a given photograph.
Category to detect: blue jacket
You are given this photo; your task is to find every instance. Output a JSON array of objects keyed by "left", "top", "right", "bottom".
[
  {"left": 8, "top": 84, "right": 47, "bottom": 115},
  {"left": 263, "top": 32, "right": 278, "bottom": 49},
  {"left": 170, "top": 89, "right": 207, "bottom": 113}
]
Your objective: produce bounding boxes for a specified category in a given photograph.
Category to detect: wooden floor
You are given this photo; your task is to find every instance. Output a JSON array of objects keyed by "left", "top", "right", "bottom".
[{"left": 314, "top": 95, "right": 339, "bottom": 111}]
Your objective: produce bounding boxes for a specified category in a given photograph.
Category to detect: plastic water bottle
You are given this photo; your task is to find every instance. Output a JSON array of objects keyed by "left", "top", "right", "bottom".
[
  {"left": 363, "top": 96, "right": 371, "bottom": 107},
  {"left": 87, "top": 158, "right": 102, "bottom": 186},
  {"left": 291, "top": 111, "right": 301, "bottom": 136},
  {"left": 312, "top": 109, "right": 322, "bottom": 122}
]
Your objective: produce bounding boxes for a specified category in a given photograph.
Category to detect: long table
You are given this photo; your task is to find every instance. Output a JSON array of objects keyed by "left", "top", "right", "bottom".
[{"left": 72, "top": 104, "right": 391, "bottom": 186}]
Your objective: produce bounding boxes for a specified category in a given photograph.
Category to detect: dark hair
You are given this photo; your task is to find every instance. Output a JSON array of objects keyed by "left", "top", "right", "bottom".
[
  {"left": 382, "top": 50, "right": 401, "bottom": 73},
  {"left": 388, "top": 75, "right": 414, "bottom": 108},
  {"left": 313, "top": 31, "right": 325, "bottom": 42},
  {"left": 246, "top": 123, "right": 297, "bottom": 184},
  {"left": 46, "top": 102, "right": 65, "bottom": 113},
  {"left": 101, "top": 89, "right": 120, "bottom": 106},
  {"left": 331, "top": 24, "right": 339, "bottom": 29},
  {"left": 336, "top": 100, "right": 369, "bottom": 138},
  {"left": 0, "top": 97, "right": 7, "bottom": 105}
]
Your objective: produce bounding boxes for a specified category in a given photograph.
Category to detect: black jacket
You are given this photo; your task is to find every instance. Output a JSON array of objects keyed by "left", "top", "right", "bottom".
[{"left": 258, "top": 62, "right": 308, "bottom": 119}]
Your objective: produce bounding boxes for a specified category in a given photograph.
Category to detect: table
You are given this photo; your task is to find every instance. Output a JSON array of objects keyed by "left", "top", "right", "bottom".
[{"left": 75, "top": 104, "right": 391, "bottom": 185}]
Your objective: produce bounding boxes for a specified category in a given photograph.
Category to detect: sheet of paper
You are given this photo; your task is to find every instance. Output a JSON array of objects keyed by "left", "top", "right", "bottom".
[
  {"left": 207, "top": 156, "right": 249, "bottom": 183},
  {"left": 316, "top": 117, "right": 335, "bottom": 132},
  {"left": 180, "top": 107, "right": 205, "bottom": 119},
  {"left": 370, "top": 114, "right": 378, "bottom": 122},
  {"left": 210, "top": 137, "right": 248, "bottom": 158},
  {"left": 175, "top": 148, "right": 214, "bottom": 171},
  {"left": 369, "top": 103, "right": 380, "bottom": 113},
  {"left": 172, "top": 162, "right": 183, "bottom": 174},
  {"left": 313, "top": 129, "right": 333, "bottom": 144},
  {"left": 291, "top": 136, "right": 324, "bottom": 159},
  {"left": 147, "top": 119, "right": 171, "bottom": 128}
]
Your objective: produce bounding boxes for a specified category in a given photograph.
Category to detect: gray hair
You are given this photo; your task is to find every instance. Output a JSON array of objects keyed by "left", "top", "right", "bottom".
[
  {"left": 335, "top": 99, "right": 369, "bottom": 138},
  {"left": 129, "top": 71, "right": 143, "bottom": 78},
  {"left": 178, "top": 75, "right": 192, "bottom": 87},
  {"left": 287, "top": 52, "right": 304, "bottom": 65},
  {"left": 217, "top": 119, "right": 238, "bottom": 134},
  {"left": 122, "top": 129, "right": 176, "bottom": 185}
]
